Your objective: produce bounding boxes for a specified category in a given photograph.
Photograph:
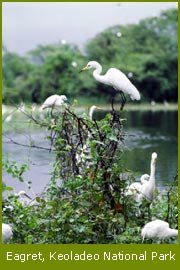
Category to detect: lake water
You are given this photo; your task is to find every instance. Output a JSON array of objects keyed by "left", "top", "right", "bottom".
[{"left": 2, "top": 109, "right": 178, "bottom": 196}]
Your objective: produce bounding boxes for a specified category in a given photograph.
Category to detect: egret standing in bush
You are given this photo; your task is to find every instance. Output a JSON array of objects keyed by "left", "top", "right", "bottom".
[
  {"left": 80, "top": 61, "right": 140, "bottom": 110},
  {"left": 140, "top": 152, "right": 157, "bottom": 201},
  {"left": 141, "top": 219, "right": 178, "bottom": 243},
  {"left": 140, "top": 174, "right": 150, "bottom": 184},
  {"left": 126, "top": 152, "right": 157, "bottom": 202}
]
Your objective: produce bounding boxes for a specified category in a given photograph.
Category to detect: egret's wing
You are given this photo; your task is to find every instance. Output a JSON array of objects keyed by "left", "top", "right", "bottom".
[
  {"left": 106, "top": 68, "right": 130, "bottom": 91},
  {"left": 106, "top": 68, "right": 140, "bottom": 100}
]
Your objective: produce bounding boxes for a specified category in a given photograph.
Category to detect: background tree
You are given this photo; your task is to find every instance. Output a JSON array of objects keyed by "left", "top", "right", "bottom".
[{"left": 2, "top": 8, "right": 177, "bottom": 104}]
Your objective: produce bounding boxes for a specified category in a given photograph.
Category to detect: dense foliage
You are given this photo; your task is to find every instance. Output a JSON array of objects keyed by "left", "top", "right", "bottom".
[
  {"left": 2, "top": 8, "right": 178, "bottom": 105},
  {"left": 2, "top": 8, "right": 178, "bottom": 244},
  {"left": 2, "top": 104, "right": 178, "bottom": 244}
]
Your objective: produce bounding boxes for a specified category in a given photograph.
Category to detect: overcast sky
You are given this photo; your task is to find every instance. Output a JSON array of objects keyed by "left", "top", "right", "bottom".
[{"left": 2, "top": 2, "right": 178, "bottom": 55}]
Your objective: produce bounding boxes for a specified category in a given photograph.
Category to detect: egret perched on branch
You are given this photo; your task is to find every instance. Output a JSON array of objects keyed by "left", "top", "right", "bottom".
[
  {"left": 80, "top": 61, "right": 140, "bottom": 110},
  {"left": 141, "top": 219, "right": 178, "bottom": 242},
  {"left": 2, "top": 223, "right": 13, "bottom": 243},
  {"left": 41, "top": 94, "right": 68, "bottom": 110}
]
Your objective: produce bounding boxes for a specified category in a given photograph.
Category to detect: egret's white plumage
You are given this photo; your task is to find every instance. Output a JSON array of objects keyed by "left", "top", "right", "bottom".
[
  {"left": 89, "top": 105, "right": 101, "bottom": 120},
  {"left": 126, "top": 152, "right": 157, "bottom": 202},
  {"left": 81, "top": 61, "right": 140, "bottom": 102},
  {"left": 141, "top": 219, "right": 178, "bottom": 242},
  {"left": 140, "top": 152, "right": 157, "bottom": 201},
  {"left": 2, "top": 223, "right": 13, "bottom": 243},
  {"left": 125, "top": 182, "right": 142, "bottom": 203},
  {"left": 41, "top": 94, "right": 68, "bottom": 110},
  {"left": 140, "top": 174, "right": 150, "bottom": 184}
]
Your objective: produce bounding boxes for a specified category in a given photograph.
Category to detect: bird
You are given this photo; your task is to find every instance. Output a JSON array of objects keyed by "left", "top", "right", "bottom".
[
  {"left": 140, "top": 152, "right": 157, "bottom": 201},
  {"left": 17, "top": 190, "right": 32, "bottom": 207},
  {"left": 80, "top": 61, "right": 140, "bottom": 110},
  {"left": 140, "top": 174, "right": 150, "bottom": 185},
  {"left": 126, "top": 152, "right": 157, "bottom": 202},
  {"left": 141, "top": 219, "right": 178, "bottom": 243},
  {"left": 2, "top": 223, "right": 13, "bottom": 243},
  {"left": 125, "top": 182, "right": 142, "bottom": 203},
  {"left": 89, "top": 105, "right": 101, "bottom": 120},
  {"left": 40, "top": 94, "right": 68, "bottom": 110}
]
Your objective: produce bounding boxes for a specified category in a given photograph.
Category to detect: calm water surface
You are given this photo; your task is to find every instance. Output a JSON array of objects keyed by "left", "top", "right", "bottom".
[
  {"left": 3, "top": 110, "right": 178, "bottom": 195},
  {"left": 122, "top": 110, "right": 177, "bottom": 187}
]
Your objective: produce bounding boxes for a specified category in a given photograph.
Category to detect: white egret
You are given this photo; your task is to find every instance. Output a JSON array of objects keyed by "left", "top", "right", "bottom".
[
  {"left": 40, "top": 94, "right": 68, "bottom": 110},
  {"left": 80, "top": 61, "right": 140, "bottom": 109},
  {"left": 126, "top": 152, "right": 157, "bottom": 202},
  {"left": 141, "top": 219, "right": 178, "bottom": 242},
  {"left": 125, "top": 182, "right": 142, "bottom": 203},
  {"left": 17, "top": 190, "right": 32, "bottom": 207},
  {"left": 2, "top": 223, "right": 13, "bottom": 243},
  {"left": 89, "top": 105, "right": 101, "bottom": 120},
  {"left": 140, "top": 152, "right": 157, "bottom": 201},
  {"left": 140, "top": 174, "right": 150, "bottom": 185}
]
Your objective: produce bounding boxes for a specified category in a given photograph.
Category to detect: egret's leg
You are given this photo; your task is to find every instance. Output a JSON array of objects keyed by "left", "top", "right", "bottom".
[
  {"left": 111, "top": 92, "right": 116, "bottom": 119},
  {"left": 50, "top": 105, "right": 55, "bottom": 118},
  {"left": 111, "top": 92, "right": 116, "bottom": 109},
  {"left": 48, "top": 105, "right": 53, "bottom": 118},
  {"left": 111, "top": 97, "right": 115, "bottom": 112},
  {"left": 120, "top": 92, "right": 126, "bottom": 110}
]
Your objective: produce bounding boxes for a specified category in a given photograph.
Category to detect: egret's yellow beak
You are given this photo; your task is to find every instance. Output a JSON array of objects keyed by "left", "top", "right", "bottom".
[{"left": 80, "top": 66, "right": 88, "bottom": 73}]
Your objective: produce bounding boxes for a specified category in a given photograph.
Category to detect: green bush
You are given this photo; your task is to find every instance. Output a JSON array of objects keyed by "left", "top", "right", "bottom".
[{"left": 2, "top": 105, "right": 178, "bottom": 244}]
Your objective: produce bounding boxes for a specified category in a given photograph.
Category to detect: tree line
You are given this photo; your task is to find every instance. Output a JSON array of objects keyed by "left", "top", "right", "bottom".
[{"left": 2, "top": 8, "right": 177, "bottom": 105}]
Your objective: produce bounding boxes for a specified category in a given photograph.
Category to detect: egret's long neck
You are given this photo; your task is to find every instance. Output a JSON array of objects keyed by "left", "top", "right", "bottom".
[
  {"left": 149, "top": 157, "right": 156, "bottom": 185},
  {"left": 92, "top": 64, "right": 107, "bottom": 84},
  {"left": 89, "top": 107, "right": 96, "bottom": 120}
]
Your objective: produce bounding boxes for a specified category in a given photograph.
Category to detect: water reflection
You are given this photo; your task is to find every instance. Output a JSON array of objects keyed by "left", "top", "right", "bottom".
[
  {"left": 3, "top": 131, "right": 54, "bottom": 195},
  {"left": 98, "top": 110, "right": 178, "bottom": 186},
  {"left": 3, "top": 110, "right": 178, "bottom": 193}
]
